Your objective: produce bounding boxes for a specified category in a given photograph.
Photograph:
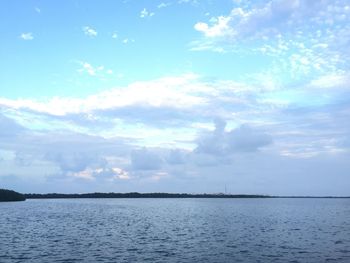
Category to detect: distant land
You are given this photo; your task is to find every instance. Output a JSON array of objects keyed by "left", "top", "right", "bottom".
[
  {"left": 24, "top": 192, "right": 350, "bottom": 199},
  {"left": 1, "top": 189, "right": 349, "bottom": 201},
  {"left": 0, "top": 189, "right": 26, "bottom": 202},
  {"left": 25, "top": 192, "right": 269, "bottom": 199}
]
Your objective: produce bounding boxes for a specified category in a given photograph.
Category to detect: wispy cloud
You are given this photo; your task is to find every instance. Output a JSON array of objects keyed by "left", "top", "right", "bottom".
[
  {"left": 157, "top": 2, "right": 171, "bottom": 9},
  {"left": 77, "top": 61, "right": 113, "bottom": 77},
  {"left": 309, "top": 73, "right": 350, "bottom": 90},
  {"left": 82, "top": 26, "right": 97, "bottom": 37},
  {"left": 178, "top": 0, "right": 198, "bottom": 5},
  {"left": 192, "top": 0, "right": 350, "bottom": 82},
  {"left": 0, "top": 74, "right": 205, "bottom": 116},
  {"left": 140, "top": 8, "right": 155, "bottom": 18},
  {"left": 122, "top": 38, "right": 135, "bottom": 44},
  {"left": 192, "top": 1, "right": 349, "bottom": 47},
  {"left": 80, "top": 62, "right": 100, "bottom": 76},
  {"left": 112, "top": 32, "right": 118, "bottom": 39},
  {"left": 20, "top": 32, "right": 34, "bottom": 40}
]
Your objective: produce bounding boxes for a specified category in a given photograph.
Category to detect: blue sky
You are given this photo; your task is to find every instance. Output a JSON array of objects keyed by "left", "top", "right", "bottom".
[{"left": 1, "top": 0, "right": 350, "bottom": 195}]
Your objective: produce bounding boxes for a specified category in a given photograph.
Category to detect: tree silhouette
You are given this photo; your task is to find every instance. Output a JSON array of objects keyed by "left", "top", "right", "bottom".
[{"left": 0, "top": 189, "right": 26, "bottom": 202}]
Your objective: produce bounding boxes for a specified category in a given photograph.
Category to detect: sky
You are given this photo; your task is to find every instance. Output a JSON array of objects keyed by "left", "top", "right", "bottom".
[{"left": 1, "top": 0, "right": 350, "bottom": 195}]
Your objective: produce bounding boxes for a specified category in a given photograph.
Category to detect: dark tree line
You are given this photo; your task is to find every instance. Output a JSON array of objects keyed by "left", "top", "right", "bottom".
[
  {"left": 0, "top": 189, "right": 26, "bottom": 202},
  {"left": 25, "top": 192, "right": 269, "bottom": 199}
]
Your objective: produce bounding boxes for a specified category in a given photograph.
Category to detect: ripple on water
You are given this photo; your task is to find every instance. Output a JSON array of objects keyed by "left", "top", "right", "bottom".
[{"left": 0, "top": 198, "right": 350, "bottom": 263}]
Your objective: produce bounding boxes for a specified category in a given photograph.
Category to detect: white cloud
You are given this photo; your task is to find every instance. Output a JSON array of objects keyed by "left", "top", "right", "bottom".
[
  {"left": 158, "top": 2, "right": 170, "bottom": 9},
  {"left": 0, "top": 72, "right": 291, "bottom": 149},
  {"left": 310, "top": 73, "right": 350, "bottom": 89},
  {"left": 83, "top": 26, "right": 97, "bottom": 37},
  {"left": 178, "top": 0, "right": 198, "bottom": 5},
  {"left": 35, "top": 7, "right": 41, "bottom": 13},
  {"left": 112, "top": 167, "right": 130, "bottom": 180},
  {"left": 80, "top": 62, "right": 97, "bottom": 76},
  {"left": 194, "top": 16, "right": 232, "bottom": 38},
  {"left": 70, "top": 168, "right": 96, "bottom": 180},
  {"left": 0, "top": 71, "right": 347, "bottom": 161},
  {"left": 112, "top": 32, "right": 118, "bottom": 39},
  {"left": 194, "top": 0, "right": 302, "bottom": 40},
  {"left": 122, "top": 38, "right": 135, "bottom": 44},
  {"left": 150, "top": 171, "right": 168, "bottom": 181},
  {"left": 77, "top": 61, "right": 113, "bottom": 77},
  {"left": 191, "top": 0, "right": 350, "bottom": 76},
  {"left": 69, "top": 167, "right": 130, "bottom": 181},
  {"left": 0, "top": 74, "right": 248, "bottom": 116},
  {"left": 20, "top": 33, "right": 34, "bottom": 40},
  {"left": 140, "top": 8, "right": 155, "bottom": 18}
]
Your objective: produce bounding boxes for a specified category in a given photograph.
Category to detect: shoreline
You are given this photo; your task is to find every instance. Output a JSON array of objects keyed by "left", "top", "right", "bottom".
[{"left": 23, "top": 193, "right": 350, "bottom": 199}]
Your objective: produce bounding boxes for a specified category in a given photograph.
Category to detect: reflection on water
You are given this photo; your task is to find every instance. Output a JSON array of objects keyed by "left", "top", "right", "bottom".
[{"left": 1, "top": 198, "right": 349, "bottom": 262}]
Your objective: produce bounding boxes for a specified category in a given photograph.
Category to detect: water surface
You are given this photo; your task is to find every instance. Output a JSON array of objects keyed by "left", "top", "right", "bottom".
[{"left": 1, "top": 198, "right": 349, "bottom": 262}]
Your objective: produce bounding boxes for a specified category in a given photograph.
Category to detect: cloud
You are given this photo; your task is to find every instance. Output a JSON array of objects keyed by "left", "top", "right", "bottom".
[
  {"left": 131, "top": 148, "right": 163, "bottom": 170},
  {"left": 0, "top": 74, "right": 207, "bottom": 116},
  {"left": 83, "top": 26, "right": 97, "bottom": 37},
  {"left": 158, "top": 2, "right": 170, "bottom": 9},
  {"left": 20, "top": 33, "right": 34, "bottom": 40},
  {"left": 76, "top": 61, "right": 114, "bottom": 78},
  {"left": 78, "top": 62, "right": 101, "bottom": 76},
  {"left": 94, "top": 104, "right": 196, "bottom": 127},
  {"left": 0, "top": 113, "right": 25, "bottom": 137},
  {"left": 1, "top": 103, "right": 350, "bottom": 195},
  {"left": 111, "top": 167, "right": 130, "bottom": 180},
  {"left": 1, "top": 64, "right": 350, "bottom": 194},
  {"left": 112, "top": 32, "right": 118, "bottom": 39},
  {"left": 140, "top": 8, "right": 154, "bottom": 18},
  {"left": 309, "top": 73, "right": 350, "bottom": 90},
  {"left": 0, "top": 72, "right": 348, "bottom": 160},
  {"left": 166, "top": 149, "right": 187, "bottom": 165},
  {"left": 81, "top": 62, "right": 98, "bottom": 76},
  {"left": 194, "top": 16, "right": 232, "bottom": 38},
  {"left": 122, "top": 38, "right": 135, "bottom": 44},
  {"left": 45, "top": 151, "right": 106, "bottom": 173},
  {"left": 196, "top": 119, "right": 272, "bottom": 155},
  {"left": 193, "top": 0, "right": 315, "bottom": 40},
  {"left": 178, "top": 0, "right": 198, "bottom": 5},
  {"left": 69, "top": 167, "right": 130, "bottom": 181},
  {"left": 191, "top": 0, "right": 350, "bottom": 77},
  {"left": 226, "top": 124, "right": 273, "bottom": 152},
  {"left": 0, "top": 121, "right": 133, "bottom": 184},
  {"left": 1, "top": 70, "right": 346, "bottom": 154},
  {"left": 69, "top": 168, "right": 96, "bottom": 180}
]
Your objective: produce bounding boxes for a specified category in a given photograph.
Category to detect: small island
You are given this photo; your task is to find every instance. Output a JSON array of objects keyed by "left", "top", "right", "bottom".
[{"left": 0, "top": 189, "right": 26, "bottom": 202}]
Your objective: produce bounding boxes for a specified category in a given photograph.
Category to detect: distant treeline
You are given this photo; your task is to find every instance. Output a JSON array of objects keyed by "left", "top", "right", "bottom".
[
  {"left": 0, "top": 189, "right": 26, "bottom": 202},
  {"left": 25, "top": 192, "right": 270, "bottom": 199}
]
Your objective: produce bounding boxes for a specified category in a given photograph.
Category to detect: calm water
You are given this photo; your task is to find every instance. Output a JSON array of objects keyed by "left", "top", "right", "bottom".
[{"left": 0, "top": 198, "right": 349, "bottom": 263}]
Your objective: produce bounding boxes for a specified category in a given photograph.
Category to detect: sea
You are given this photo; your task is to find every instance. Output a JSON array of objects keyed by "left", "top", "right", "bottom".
[{"left": 0, "top": 198, "right": 349, "bottom": 262}]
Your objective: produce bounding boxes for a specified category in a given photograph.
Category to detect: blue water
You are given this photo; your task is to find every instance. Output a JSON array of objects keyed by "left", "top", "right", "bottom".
[{"left": 0, "top": 198, "right": 349, "bottom": 262}]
